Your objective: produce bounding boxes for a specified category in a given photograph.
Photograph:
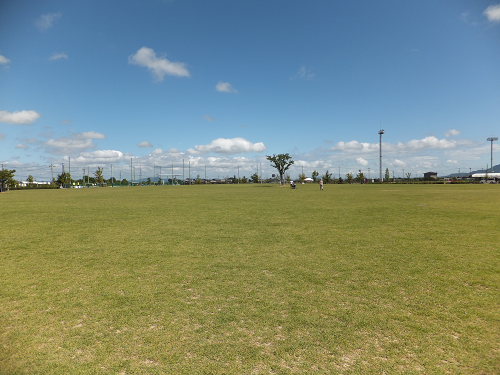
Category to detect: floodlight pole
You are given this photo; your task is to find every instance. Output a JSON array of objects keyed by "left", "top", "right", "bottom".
[
  {"left": 487, "top": 137, "right": 498, "bottom": 174},
  {"left": 378, "top": 129, "right": 385, "bottom": 182}
]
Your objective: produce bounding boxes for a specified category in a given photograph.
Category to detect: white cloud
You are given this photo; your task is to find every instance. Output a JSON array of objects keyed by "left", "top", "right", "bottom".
[
  {"left": 187, "top": 137, "right": 266, "bottom": 155},
  {"left": 215, "top": 81, "right": 237, "bottom": 93},
  {"left": 484, "top": 4, "right": 500, "bottom": 22},
  {"left": 15, "top": 143, "right": 29, "bottom": 150},
  {"left": 42, "top": 132, "right": 105, "bottom": 155},
  {"left": 447, "top": 159, "right": 459, "bottom": 164},
  {"left": 0, "top": 55, "right": 11, "bottom": 66},
  {"left": 393, "top": 159, "right": 407, "bottom": 167},
  {"left": 291, "top": 66, "right": 315, "bottom": 80},
  {"left": 75, "top": 150, "right": 124, "bottom": 164},
  {"left": 330, "top": 140, "right": 378, "bottom": 153},
  {"left": 0, "top": 110, "right": 41, "bottom": 125},
  {"left": 128, "top": 47, "right": 190, "bottom": 81},
  {"left": 49, "top": 52, "right": 68, "bottom": 61},
  {"left": 356, "top": 157, "right": 368, "bottom": 166},
  {"left": 201, "top": 115, "right": 216, "bottom": 121},
  {"left": 152, "top": 148, "right": 163, "bottom": 155},
  {"left": 78, "top": 131, "right": 106, "bottom": 139},
  {"left": 35, "top": 12, "right": 62, "bottom": 31},
  {"left": 445, "top": 129, "right": 461, "bottom": 137},
  {"left": 137, "top": 141, "right": 153, "bottom": 148}
]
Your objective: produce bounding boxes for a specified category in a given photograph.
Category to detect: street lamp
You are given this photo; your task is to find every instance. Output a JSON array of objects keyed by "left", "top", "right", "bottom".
[
  {"left": 487, "top": 137, "right": 498, "bottom": 174},
  {"left": 378, "top": 129, "right": 385, "bottom": 182}
]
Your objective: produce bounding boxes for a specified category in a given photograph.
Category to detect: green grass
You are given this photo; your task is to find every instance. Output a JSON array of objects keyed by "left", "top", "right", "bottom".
[{"left": 1, "top": 184, "right": 499, "bottom": 374}]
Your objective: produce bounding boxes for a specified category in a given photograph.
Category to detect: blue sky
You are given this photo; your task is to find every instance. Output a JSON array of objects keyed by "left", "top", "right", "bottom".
[{"left": 1, "top": 0, "right": 499, "bottom": 181}]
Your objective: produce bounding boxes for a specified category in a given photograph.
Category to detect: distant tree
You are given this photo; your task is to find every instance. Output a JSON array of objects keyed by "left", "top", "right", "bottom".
[
  {"left": 146, "top": 177, "right": 152, "bottom": 185},
  {"left": 312, "top": 170, "right": 319, "bottom": 182},
  {"left": 406, "top": 172, "right": 412, "bottom": 183},
  {"left": 266, "top": 153, "right": 294, "bottom": 184},
  {"left": 356, "top": 170, "right": 365, "bottom": 183},
  {"left": 27, "top": 175, "right": 34, "bottom": 187},
  {"left": 338, "top": 176, "right": 343, "bottom": 184},
  {"left": 251, "top": 173, "right": 259, "bottom": 183},
  {"left": 121, "top": 178, "right": 129, "bottom": 185},
  {"left": 56, "top": 172, "right": 72, "bottom": 188},
  {"left": 0, "top": 169, "right": 17, "bottom": 191},
  {"left": 94, "top": 167, "right": 104, "bottom": 186},
  {"left": 384, "top": 168, "right": 390, "bottom": 182},
  {"left": 322, "top": 170, "right": 332, "bottom": 183},
  {"left": 241, "top": 176, "right": 247, "bottom": 183},
  {"left": 195, "top": 174, "right": 202, "bottom": 184},
  {"left": 298, "top": 173, "right": 306, "bottom": 183},
  {"left": 346, "top": 173, "right": 353, "bottom": 184},
  {"left": 157, "top": 177, "right": 162, "bottom": 185}
]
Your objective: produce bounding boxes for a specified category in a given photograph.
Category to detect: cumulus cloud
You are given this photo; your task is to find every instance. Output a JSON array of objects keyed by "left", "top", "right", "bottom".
[
  {"left": 330, "top": 140, "right": 378, "bottom": 153},
  {"left": 445, "top": 129, "right": 461, "bottom": 137},
  {"left": 0, "top": 55, "right": 11, "bottom": 67},
  {"left": 291, "top": 66, "right": 315, "bottom": 80},
  {"left": 49, "top": 52, "right": 68, "bottom": 61},
  {"left": 0, "top": 110, "right": 41, "bottom": 125},
  {"left": 152, "top": 148, "right": 163, "bottom": 155},
  {"left": 75, "top": 150, "right": 124, "bottom": 164},
  {"left": 331, "top": 136, "right": 458, "bottom": 155},
  {"left": 215, "top": 81, "right": 237, "bottom": 93},
  {"left": 356, "top": 157, "right": 368, "bottom": 166},
  {"left": 484, "top": 4, "right": 500, "bottom": 22},
  {"left": 137, "top": 141, "right": 153, "bottom": 148},
  {"left": 42, "top": 132, "right": 105, "bottom": 155},
  {"left": 129, "top": 47, "right": 190, "bottom": 81},
  {"left": 15, "top": 143, "right": 29, "bottom": 150},
  {"left": 393, "top": 159, "right": 407, "bottom": 167},
  {"left": 187, "top": 137, "right": 266, "bottom": 155},
  {"left": 35, "top": 12, "right": 62, "bottom": 31}
]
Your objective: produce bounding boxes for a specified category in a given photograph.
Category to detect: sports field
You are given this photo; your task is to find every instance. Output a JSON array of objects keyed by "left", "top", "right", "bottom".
[{"left": 1, "top": 184, "right": 499, "bottom": 374}]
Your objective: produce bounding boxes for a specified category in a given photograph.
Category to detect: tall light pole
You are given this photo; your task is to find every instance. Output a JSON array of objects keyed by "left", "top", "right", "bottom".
[
  {"left": 378, "top": 129, "right": 385, "bottom": 182},
  {"left": 487, "top": 137, "right": 498, "bottom": 174}
]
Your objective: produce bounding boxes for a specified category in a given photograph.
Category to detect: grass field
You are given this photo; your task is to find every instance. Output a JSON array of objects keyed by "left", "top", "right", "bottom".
[{"left": 1, "top": 183, "right": 499, "bottom": 374}]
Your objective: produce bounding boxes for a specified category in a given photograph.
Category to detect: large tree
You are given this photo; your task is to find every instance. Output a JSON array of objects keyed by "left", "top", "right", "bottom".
[
  {"left": 56, "top": 172, "right": 72, "bottom": 188},
  {"left": 311, "top": 170, "right": 319, "bottom": 182},
  {"left": 0, "top": 169, "right": 17, "bottom": 191},
  {"left": 322, "top": 170, "right": 332, "bottom": 184},
  {"left": 266, "top": 153, "right": 294, "bottom": 184},
  {"left": 94, "top": 167, "right": 104, "bottom": 186}
]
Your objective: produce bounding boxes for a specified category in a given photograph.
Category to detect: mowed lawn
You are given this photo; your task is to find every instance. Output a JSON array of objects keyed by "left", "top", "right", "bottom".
[{"left": 1, "top": 184, "right": 499, "bottom": 374}]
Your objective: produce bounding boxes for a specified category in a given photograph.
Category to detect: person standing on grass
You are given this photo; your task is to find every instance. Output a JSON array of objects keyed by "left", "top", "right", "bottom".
[{"left": 319, "top": 178, "right": 323, "bottom": 191}]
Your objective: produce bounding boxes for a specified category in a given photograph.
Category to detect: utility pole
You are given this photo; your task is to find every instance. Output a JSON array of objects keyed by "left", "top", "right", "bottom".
[
  {"left": 140, "top": 165, "right": 142, "bottom": 185},
  {"left": 111, "top": 164, "right": 113, "bottom": 187},
  {"left": 487, "top": 137, "right": 498, "bottom": 173},
  {"left": 238, "top": 165, "right": 240, "bottom": 184},
  {"left": 51, "top": 164, "right": 54, "bottom": 182},
  {"left": 183, "top": 159, "right": 185, "bottom": 184},
  {"left": 189, "top": 161, "right": 191, "bottom": 185},
  {"left": 378, "top": 129, "right": 385, "bottom": 182},
  {"left": 82, "top": 168, "right": 85, "bottom": 185},
  {"left": 205, "top": 165, "right": 207, "bottom": 184},
  {"left": 68, "top": 157, "right": 71, "bottom": 180},
  {"left": 160, "top": 166, "right": 162, "bottom": 185}
]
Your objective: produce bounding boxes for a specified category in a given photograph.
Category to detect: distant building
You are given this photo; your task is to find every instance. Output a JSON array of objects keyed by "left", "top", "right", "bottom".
[{"left": 424, "top": 172, "right": 438, "bottom": 180}]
